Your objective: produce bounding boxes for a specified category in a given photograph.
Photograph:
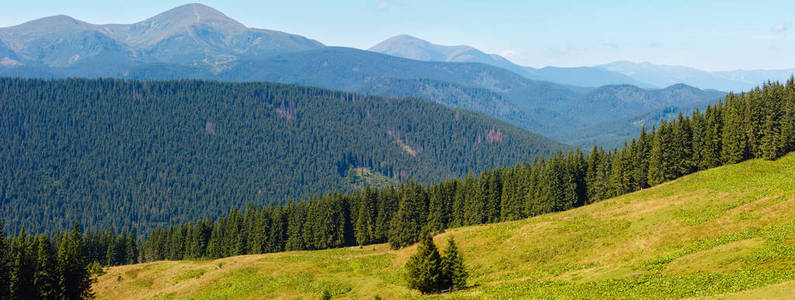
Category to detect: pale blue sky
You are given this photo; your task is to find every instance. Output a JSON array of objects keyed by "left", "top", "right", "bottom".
[{"left": 2, "top": 0, "right": 793, "bottom": 71}]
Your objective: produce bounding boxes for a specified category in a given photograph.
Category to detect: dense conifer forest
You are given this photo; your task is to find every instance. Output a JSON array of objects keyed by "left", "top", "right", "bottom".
[
  {"left": 0, "top": 77, "right": 561, "bottom": 234},
  {"left": 0, "top": 221, "right": 94, "bottom": 299}
]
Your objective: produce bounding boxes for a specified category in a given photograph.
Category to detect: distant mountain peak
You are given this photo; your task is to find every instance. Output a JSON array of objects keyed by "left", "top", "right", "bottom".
[
  {"left": 151, "top": 3, "right": 241, "bottom": 25},
  {"left": 8, "top": 14, "right": 93, "bottom": 33},
  {"left": 115, "top": 3, "right": 248, "bottom": 48},
  {"left": 370, "top": 34, "right": 474, "bottom": 54},
  {"left": 371, "top": 34, "right": 501, "bottom": 66},
  {"left": 29, "top": 14, "right": 81, "bottom": 24},
  {"left": 379, "top": 34, "right": 470, "bottom": 47}
]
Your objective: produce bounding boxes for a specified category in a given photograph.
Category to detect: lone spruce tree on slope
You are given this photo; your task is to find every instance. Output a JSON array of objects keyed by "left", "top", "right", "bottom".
[
  {"left": 405, "top": 231, "right": 468, "bottom": 294},
  {"left": 405, "top": 231, "right": 443, "bottom": 294},
  {"left": 441, "top": 237, "right": 468, "bottom": 290}
]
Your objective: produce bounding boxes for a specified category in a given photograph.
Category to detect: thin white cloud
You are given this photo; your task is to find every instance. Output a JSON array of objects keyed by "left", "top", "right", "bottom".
[
  {"left": 772, "top": 22, "right": 788, "bottom": 32},
  {"left": 500, "top": 49, "right": 521, "bottom": 60}
]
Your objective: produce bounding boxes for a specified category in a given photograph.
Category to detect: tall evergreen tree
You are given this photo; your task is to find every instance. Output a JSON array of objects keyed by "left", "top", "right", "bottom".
[
  {"left": 441, "top": 237, "right": 468, "bottom": 290},
  {"left": 672, "top": 113, "right": 694, "bottom": 176},
  {"left": 268, "top": 205, "right": 286, "bottom": 253},
  {"left": 722, "top": 93, "right": 748, "bottom": 163},
  {"left": 388, "top": 182, "right": 428, "bottom": 249},
  {"left": 124, "top": 230, "right": 138, "bottom": 264},
  {"left": 633, "top": 127, "right": 651, "bottom": 189},
  {"left": 744, "top": 88, "right": 765, "bottom": 158},
  {"left": 34, "top": 234, "right": 60, "bottom": 300},
  {"left": 499, "top": 167, "right": 522, "bottom": 221},
  {"left": 690, "top": 110, "right": 707, "bottom": 168},
  {"left": 0, "top": 221, "right": 11, "bottom": 299},
  {"left": 285, "top": 201, "right": 306, "bottom": 251},
  {"left": 760, "top": 83, "right": 786, "bottom": 160},
  {"left": 404, "top": 231, "right": 443, "bottom": 294},
  {"left": 701, "top": 104, "right": 723, "bottom": 169},
  {"left": 58, "top": 223, "right": 93, "bottom": 300},
  {"left": 10, "top": 228, "right": 36, "bottom": 299},
  {"left": 374, "top": 187, "right": 398, "bottom": 243},
  {"left": 355, "top": 186, "right": 377, "bottom": 245}
]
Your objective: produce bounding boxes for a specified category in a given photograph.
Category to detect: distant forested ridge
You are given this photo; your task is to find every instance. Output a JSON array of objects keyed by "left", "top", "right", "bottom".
[
  {"left": 134, "top": 79, "right": 794, "bottom": 260},
  {"left": 0, "top": 77, "right": 563, "bottom": 234}
]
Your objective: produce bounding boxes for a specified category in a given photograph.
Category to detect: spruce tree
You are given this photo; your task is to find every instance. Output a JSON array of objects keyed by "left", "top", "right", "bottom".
[
  {"left": 0, "top": 221, "right": 12, "bottom": 299},
  {"left": 760, "top": 84, "right": 785, "bottom": 160},
  {"left": 105, "top": 228, "right": 118, "bottom": 266},
  {"left": 268, "top": 205, "right": 286, "bottom": 253},
  {"left": 58, "top": 223, "right": 93, "bottom": 300},
  {"left": 499, "top": 168, "right": 522, "bottom": 221},
  {"left": 285, "top": 201, "right": 306, "bottom": 250},
  {"left": 125, "top": 230, "right": 138, "bottom": 264},
  {"left": 485, "top": 170, "right": 503, "bottom": 223},
  {"left": 35, "top": 234, "right": 60, "bottom": 300},
  {"left": 690, "top": 110, "right": 706, "bottom": 167},
  {"left": 701, "top": 105, "right": 723, "bottom": 169},
  {"left": 10, "top": 228, "right": 36, "bottom": 299},
  {"left": 744, "top": 88, "right": 765, "bottom": 158},
  {"left": 206, "top": 224, "right": 223, "bottom": 258},
  {"left": 451, "top": 174, "right": 473, "bottom": 227},
  {"left": 355, "top": 186, "right": 377, "bottom": 245},
  {"left": 672, "top": 114, "right": 694, "bottom": 176},
  {"left": 404, "top": 231, "right": 442, "bottom": 294},
  {"left": 388, "top": 182, "right": 428, "bottom": 249},
  {"left": 374, "top": 186, "right": 398, "bottom": 243},
  {"left": 647, "top": 123, "right": 670, "bottom": 185},
  {"left": 722, "top": 93, "right": 748, "bottom": 163},
  {"left": 441, "top": 237, "right": 468, "bottom": 290},
  {"left": 466, "top": 173, "right": 487, "bottom": 226}
]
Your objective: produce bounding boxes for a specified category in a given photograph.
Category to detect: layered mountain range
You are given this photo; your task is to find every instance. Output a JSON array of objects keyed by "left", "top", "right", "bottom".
[
  {"left": 369, "top": 34, "right": 795, "bottom": 92},
  {"left": 1, "top": 3, "right": 780, "bottom": 147}
]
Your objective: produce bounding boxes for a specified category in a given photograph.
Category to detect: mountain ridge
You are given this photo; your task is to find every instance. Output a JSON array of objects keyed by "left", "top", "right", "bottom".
[
  {"left": 599, "top": 60, "right": 795, "bottom": 92},
  {"left": 0, "top": 3, "right": 323, "bottom": 69},
  {"left": 369, "top": 34, "right": 653, "bottom": 88},
  {"left": 370, "top": 35, "right": 795, "bottom": 92}
]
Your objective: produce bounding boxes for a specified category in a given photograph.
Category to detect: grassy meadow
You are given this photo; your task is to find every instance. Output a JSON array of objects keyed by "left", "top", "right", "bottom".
[{"left": 94, "top": 153, "right": 795, "bottom": 299}]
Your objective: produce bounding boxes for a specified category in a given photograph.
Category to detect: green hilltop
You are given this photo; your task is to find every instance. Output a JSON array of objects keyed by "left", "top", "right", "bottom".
[{"left": 93, "top": 152, "right": 795, "bottom": 299}]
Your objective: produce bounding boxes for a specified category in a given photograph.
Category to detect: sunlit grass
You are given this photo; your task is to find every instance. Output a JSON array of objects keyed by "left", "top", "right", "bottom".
[{"left": 94, "top": 153, "right": 795, "bottom": 299}]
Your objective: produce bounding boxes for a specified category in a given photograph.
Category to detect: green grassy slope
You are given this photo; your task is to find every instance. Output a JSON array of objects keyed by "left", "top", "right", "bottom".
[{"left": 94, "top": 153, "right": 795, "bottom": 299}]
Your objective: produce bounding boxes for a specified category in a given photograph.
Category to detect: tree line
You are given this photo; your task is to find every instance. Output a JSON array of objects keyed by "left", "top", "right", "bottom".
[
  {"left": 135, "top": 79, "right": 795, "bottom": 259},
  {"left": 0, "top": 221, "right": 94, "bottom": 299}
]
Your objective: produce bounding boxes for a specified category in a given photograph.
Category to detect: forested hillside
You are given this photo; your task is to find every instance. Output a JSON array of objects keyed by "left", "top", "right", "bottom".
[
  {"left": 133, "top": 79, "right": 794, "bottom": 260},
  {"left": 0, "top": 78, "right": 562, "bottom": 234}
]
